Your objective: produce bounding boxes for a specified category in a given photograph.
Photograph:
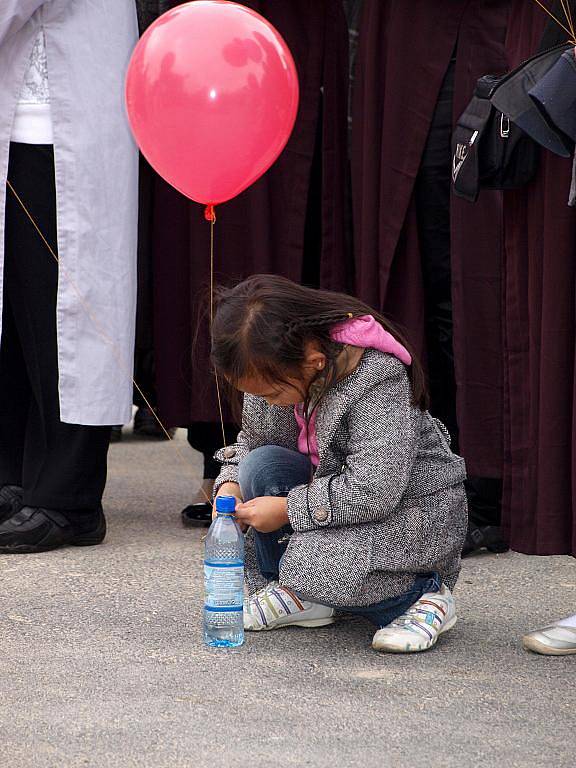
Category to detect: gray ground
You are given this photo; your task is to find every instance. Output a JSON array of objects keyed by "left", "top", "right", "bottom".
[{"left": 1, "top": 430, "right": 575, "bottom": 768}]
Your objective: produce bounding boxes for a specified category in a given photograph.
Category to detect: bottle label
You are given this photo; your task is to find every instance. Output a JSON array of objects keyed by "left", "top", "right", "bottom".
[{"left": 204, "top": 562, "right": 244, "bottom": 609}]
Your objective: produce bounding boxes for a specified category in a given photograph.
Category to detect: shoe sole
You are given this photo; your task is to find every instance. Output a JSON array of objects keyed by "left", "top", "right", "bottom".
[
  {"left": 372, "top": 615, "right": 457, "bottom": 653},
  {"left": 0, "top": 519, "right": 106, "bottom": 554},
  {"left": 0, "top": 536, "right": 105, "bottom": 554},
  {"left": 246, "top": 616, "right": 336, "bottom": 632},
  {"left": 522, "top": 636, "right": 576, "bottom": 656}
]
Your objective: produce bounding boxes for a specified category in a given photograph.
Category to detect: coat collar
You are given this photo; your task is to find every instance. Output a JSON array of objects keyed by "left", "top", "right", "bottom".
[{"left": 313, "top": 349, "right": 390, "bottom": 459}]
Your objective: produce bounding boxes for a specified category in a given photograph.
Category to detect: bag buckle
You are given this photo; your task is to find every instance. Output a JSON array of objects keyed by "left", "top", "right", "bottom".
[{"left": 500, "top": 113, "right": 510, "bottom": 139}]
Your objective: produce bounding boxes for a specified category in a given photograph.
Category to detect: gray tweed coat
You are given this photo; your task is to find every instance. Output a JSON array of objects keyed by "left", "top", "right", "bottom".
[{"left": 214, "top": 349, "right": 468, "bottom": 607}]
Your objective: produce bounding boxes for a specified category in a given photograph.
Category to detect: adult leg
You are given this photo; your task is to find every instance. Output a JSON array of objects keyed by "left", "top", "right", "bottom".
[
  {"left": 416, "top": 62, "right": 504, "bottom": 548},
  {"left": 0, "top": 294, "right": 29, "bottom": 520},
  {"left": 462, "top": 476, "right": 506, "bottom": 555},
  {"left": 187, "top": 421, "right": 238, "bottom": 482},
  {"left": 415, "top": 58, "right": 459, "bottom": 446},
  {"left": 0, "top": 144, "right": 110, "bottom": 551},
  {"left": 0, "top": 295, "right": 30, "bottom": 489},
  {"left": 181, "top": 422, "right": 237, "bottom": 527}
]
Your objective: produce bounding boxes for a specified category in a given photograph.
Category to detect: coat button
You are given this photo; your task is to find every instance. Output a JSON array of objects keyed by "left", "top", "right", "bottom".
[
  {"left": 315, "top": 506, "right": 329, "bottom": 522},
  {"left": 223, "top": 447, "right": 236, "bottom": 459}
]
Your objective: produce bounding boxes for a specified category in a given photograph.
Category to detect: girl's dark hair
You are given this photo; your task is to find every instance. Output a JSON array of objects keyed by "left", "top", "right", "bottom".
[{"left": 211, "top": 275, "right": 429, "bottom": 417}]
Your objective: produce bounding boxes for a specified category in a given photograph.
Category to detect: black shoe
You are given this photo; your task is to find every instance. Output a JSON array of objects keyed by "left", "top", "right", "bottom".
[
  {"left": 181, "top": 502, "right": 213, "bottom": 528},
  {"left": 462, "top": 524, "right": 509, "bottom": 558},
  {"left": 0, "top": 505, "right": 106, "bottom": 554},
  {"left": 133, "top": 407, "right": 176, "bottom": 440},
  {"left": 0, "top": 485, "right": 23, "bottom": 524}
]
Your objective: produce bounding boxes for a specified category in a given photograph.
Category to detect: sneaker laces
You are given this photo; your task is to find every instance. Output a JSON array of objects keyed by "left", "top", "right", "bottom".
[
  {"left": 246, "top": 581, "right": 278, "bottom": 604},
  {"left": 390, "top": 597, "right": 447, "bottom": 631},
  {"left": 247, "top": 582, "right": 304, "bottom": 626}
]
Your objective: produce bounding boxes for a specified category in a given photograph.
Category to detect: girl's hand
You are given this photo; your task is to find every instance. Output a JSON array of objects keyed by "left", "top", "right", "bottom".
[
  {"left": 213, "top": 483, "right": 245, "bottom": 528},
  {"left": 235, "top": 497, "right": 289, "bottom": 533}
]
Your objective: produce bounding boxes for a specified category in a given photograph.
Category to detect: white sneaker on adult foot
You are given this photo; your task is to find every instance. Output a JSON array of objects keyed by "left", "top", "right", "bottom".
[
  {"left": 244, "top": 581, "right": 335, "bottom": 631},
  {"left": 522, "top": 622, "right": 576, "bottom": 655},
  {"left": 372, "top": 585, "right": 457, "bottom": 653}
]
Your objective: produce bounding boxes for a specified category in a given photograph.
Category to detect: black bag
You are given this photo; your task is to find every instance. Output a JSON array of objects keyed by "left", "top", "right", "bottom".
[
  {"left": 452, "top": 0, "right": 574, "bottom": 204},
  {"left": 451, "top": 73, "right": 540, "bottom": 202}
]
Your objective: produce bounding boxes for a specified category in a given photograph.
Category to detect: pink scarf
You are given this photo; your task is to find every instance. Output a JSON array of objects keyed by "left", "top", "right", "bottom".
[{"left": 294, "top": 315, "right": 411, "bottom": 466}]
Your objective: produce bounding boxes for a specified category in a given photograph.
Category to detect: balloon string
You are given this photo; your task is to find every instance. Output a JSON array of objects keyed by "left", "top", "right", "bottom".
[
  {"left": 6, "top": 179, "right": 213, "bottom": 507},
  {"left": 208, "top": 206, "right": 228, "bottom": 450},
  {"left": 560, "top": 0, "right": 576, "bottom": 41},
  {"left": 532, "top": 0, "right": 576, "bottom": 41}
]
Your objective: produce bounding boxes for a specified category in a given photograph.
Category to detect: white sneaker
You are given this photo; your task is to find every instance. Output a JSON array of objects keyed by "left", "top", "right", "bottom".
[
  {"left": 372, "top": 585, "right": 457, "bottom": 653},
  {"left": 522, "top": 623, "right": 576, "bottom": 655},
  {"left": 244, "top": 581, "right": 335, "bottom": 631}
]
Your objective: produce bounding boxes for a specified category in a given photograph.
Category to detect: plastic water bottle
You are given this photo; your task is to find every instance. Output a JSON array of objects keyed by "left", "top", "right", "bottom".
[{"left": 203, "top": 495, "right": 245, "bottom": 648}]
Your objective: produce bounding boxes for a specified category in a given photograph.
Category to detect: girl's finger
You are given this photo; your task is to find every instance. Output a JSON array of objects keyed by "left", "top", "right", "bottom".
[{"left": 233, "top": 514, "right": 249, "bottom": 532}]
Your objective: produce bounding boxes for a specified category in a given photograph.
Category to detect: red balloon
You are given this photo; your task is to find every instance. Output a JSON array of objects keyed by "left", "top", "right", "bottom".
[{"left": 125, "top": 1, "right": 299, "bottom": 206}]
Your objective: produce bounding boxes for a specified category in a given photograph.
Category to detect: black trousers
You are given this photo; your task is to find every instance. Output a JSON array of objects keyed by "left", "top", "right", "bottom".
[
  {"left": 415, "top": 62, "right": 502, "bottom": 527},
  {"left": 415, "top": 60, "right": 459, "bottom": 445},
  {"left": 0, "top": 143, "right": 111, "bottom": 512},
  {"left": 187, "top": 421, "right": 237, "bottom": 480}
]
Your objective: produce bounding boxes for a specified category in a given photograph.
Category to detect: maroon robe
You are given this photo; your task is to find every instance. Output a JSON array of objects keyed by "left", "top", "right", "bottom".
[
  {"left": 351, "top": 0, "right": 511, "bottom": 478},
  {"left": 151, "top": 0, "right": 350, "bottom": 426},
  {"left": 501, "top": 2, "right": 576, "bottom": 555}
]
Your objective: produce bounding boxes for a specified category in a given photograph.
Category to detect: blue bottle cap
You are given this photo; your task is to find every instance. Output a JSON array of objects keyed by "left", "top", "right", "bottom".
[{"left": 215, "top": 495, "right": 236, "bottom": 513}]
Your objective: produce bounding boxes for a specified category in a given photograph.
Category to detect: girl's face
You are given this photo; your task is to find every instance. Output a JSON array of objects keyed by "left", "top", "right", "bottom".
[{"left": 236, "top": 344, "right": 327, "bottom": 407}]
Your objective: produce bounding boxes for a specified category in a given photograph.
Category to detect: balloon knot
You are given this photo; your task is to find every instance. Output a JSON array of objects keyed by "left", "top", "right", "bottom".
[{"left": 204, "top": 204, "right": 216, "bottom": 223}]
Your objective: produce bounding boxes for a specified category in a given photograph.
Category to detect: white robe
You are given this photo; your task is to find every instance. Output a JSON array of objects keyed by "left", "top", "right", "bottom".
[{"left": 0, "top": 0, "right": 139, "bottom": 425}]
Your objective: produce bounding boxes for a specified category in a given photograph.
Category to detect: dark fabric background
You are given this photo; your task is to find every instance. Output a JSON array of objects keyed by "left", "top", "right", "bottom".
[
  {"left": 136, "top": 0, "right": 576, "bottom": 554},
  {"left": 350, "top": 0, "right": 510, "bottom": 478},
  {"left": 501, "top": 0, "right": 576, "bottom": 555},
  {"left": 150, "top": 0, "right": 351, "bottom": 426}
]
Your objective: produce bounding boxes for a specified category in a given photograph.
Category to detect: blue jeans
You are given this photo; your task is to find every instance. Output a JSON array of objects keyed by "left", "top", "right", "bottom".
[{"left": 238, "top": 445, "right": 440, "bottom": 628}]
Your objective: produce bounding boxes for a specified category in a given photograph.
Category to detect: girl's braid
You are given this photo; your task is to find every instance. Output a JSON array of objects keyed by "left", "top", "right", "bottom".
[{"left": 285, "top": 311, "right": 354, "bottom": 336}]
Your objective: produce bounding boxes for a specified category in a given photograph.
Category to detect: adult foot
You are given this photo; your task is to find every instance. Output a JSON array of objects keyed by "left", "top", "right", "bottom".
[
  {"left": 181, "top": 502, "right": 213, "bottom": 527},
  {"left": 181, "top": 479, "right": 215, "bottom": 527},
  {"left": 0, "top": 506, "right": 106, "bottom": 554},
  {"left": 372, "top": 585, "right": 456, "bottom": 653},
  {"left": 244, "top": 581, "right": 335, "bottom": 631},
  {"left": 133, "top": 407, "right": 175, "bottom": 439},
  {"left": 462, "top": 524, "right": 509, "bottom": 557},
  {"left": 0, "top": 485, "right": 23, "bottom": 523},
  {"left": 522, "top": 619, "right": 576, "bottom": 655}
]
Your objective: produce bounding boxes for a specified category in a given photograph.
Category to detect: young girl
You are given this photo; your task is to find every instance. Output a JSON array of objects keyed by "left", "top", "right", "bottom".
[{"left": 211, "top": 275, "right": 467, "bottom": 653}]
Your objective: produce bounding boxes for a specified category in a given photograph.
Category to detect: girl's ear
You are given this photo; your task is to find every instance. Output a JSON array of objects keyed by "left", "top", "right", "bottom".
[{"left": 302, "top": 341, "right": 326, "bottom": 372}]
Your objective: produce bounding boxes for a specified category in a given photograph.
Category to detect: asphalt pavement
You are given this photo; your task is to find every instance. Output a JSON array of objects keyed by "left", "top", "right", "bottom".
[{"left": 1, "top": 430, "right": 574, "bottom": 768}]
